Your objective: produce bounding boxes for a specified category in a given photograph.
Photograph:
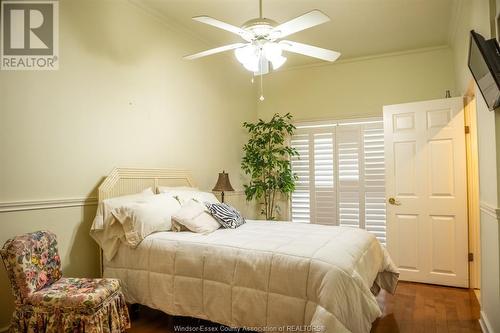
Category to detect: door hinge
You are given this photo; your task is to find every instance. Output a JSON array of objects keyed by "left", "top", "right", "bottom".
[
  {"left": 465, "top": 125, "right": 470, "bottom": 134},
  {"left": 468, "top": 253, "right": 474, "bottom": 262}
]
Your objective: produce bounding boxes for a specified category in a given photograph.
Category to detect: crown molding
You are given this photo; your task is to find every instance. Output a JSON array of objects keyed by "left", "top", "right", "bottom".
[
  {"left": 272, "top": 45, "right": 451, "bottom": 74},
  {"left": 126, "top": 0, "right": 214, "bottom": 48},
  {"left": 126, "top": 0, "right": 247, "bottom": 75},
  {"left": 0, "top": 197, "right": 98, "bottom": 213}
]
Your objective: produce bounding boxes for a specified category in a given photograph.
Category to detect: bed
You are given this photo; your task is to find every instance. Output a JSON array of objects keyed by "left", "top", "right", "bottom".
[{"left": 91, "top": 168, "right": 399, "bottom": 333}]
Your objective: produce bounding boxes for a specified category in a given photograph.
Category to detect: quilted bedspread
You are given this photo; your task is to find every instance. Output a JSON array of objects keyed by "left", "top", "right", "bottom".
[{"left": 104, "top": 221, "right": 398, "bottom": 333}]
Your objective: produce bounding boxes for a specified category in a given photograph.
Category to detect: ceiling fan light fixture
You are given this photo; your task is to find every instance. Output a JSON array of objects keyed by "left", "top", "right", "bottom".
[
  {"left": 255, "top": 55, "right": 270, "bottom": 75},
  {"left": 270, "top": 55, "right": 287, "bottom": 70},
  {"left": 235, "top": 45, "right": 257, "bottom": 65},
  {"left": 262, "top": 42, "right": 286, "bottom": 69},
  {"left": 235, "top": 44, "right": 268, "bottom": 73},
  {"left": 243, "top": 59, "right": 259, "bottom": 72},
  {"left": 263, "top": 42, "right": 282, "bottom": 60}
]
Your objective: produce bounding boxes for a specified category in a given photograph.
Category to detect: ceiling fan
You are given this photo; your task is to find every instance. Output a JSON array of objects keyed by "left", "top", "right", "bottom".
[{"left": 183, "top": 0, "right": 341, "bottom": 76}]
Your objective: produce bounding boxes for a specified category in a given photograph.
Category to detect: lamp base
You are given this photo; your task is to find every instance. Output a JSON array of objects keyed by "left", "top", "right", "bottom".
[{"left": 221, "top": 191, "right": 225, "bottom": 203}]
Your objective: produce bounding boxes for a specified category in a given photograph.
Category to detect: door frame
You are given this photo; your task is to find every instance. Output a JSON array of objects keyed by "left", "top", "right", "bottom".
[{"left": 464, "top": 82, "right": 481, "bottom": 291}]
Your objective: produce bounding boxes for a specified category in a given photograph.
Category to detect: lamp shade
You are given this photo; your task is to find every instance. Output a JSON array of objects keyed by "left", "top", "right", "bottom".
[{"left": 212, "top": 171, "right": 234, "bottom": 192}]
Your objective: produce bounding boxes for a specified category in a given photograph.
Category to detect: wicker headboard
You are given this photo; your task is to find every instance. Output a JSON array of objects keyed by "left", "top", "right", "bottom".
[{"left": 98, "top": 167, "right": 196, "bottom": 202}]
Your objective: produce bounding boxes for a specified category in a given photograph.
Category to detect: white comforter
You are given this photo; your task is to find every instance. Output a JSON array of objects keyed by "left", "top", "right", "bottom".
[{"left": 104, "top": 221, "right": 398, "bottom": 333}]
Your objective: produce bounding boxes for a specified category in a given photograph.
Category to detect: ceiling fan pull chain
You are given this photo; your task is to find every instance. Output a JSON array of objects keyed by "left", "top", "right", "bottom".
[
  {"left": 259, "top": 75, "right": 264, "bottom": 101},
  {"left": 259, "top": 62, "right": 265, "bottom": 101}
]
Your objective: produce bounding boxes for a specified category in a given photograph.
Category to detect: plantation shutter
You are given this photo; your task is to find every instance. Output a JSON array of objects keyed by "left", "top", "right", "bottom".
[
  {"left": 290, "top": 133, "right": 311, "bottom": 223},
  {"left": 314, "top": 131, "right": 336, "bottom": 225},
  {"left": 336, "top": 125, "right": 362, "bottom": 229},
  {"left": 363, "top": 123, "right": 386, "bottom": 245},
  {"left": 290, "top": 119, "right": 386, "bottom": 245}
]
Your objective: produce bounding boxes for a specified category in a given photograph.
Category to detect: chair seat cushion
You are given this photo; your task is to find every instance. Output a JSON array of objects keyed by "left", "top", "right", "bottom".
[{"left": 28, "top": 277, "right": 121, "bottom": 313}]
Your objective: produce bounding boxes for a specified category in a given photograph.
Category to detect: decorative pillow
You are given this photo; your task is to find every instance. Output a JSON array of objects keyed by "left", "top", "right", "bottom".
[
  {"left": 90, "top": 188, "right": 155, "bottom": 260},
  {"left": 111, "top": 194, "right": 181, "bottom": 247},
  {"left": 172, "top": 199, "right": 220, "bottom": 234},
  {"left": 206, "top": 203, "right": 246, "bottom": 229},
  {"left": 161, "top": 190, "right": 220, "bottom": 206}
]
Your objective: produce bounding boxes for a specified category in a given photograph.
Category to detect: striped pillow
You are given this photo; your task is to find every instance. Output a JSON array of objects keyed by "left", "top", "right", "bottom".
[{"left": 205, "top": 203, "right": 246, "bottom": 229}]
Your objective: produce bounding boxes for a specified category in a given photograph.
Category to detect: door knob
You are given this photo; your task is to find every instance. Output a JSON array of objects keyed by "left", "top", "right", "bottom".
[{"left": 388, "top": 197, "right": 401, "bottom": 205}]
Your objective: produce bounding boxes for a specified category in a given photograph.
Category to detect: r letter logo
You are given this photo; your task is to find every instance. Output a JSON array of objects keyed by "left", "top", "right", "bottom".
[{"left": 1, "top": 1, "right": 59, "bottom": 70}]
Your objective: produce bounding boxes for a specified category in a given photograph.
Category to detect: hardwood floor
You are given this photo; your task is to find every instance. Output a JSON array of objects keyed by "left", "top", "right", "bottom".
[
  {"left": 371, "top": 282, "right": 481, "bottom": 333},
  {"left": 127, "top": 282, "right": 482, "bottom": 333}
]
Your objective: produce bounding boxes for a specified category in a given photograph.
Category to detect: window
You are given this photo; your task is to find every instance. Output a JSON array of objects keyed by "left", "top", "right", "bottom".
[{"left": 290, "top": 119, "right": 386, "bottom": 244}]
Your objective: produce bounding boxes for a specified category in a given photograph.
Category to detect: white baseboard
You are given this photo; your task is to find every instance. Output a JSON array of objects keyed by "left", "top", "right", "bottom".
[{"left": 480, "top": 311, "right": 493, "bottom": 333}]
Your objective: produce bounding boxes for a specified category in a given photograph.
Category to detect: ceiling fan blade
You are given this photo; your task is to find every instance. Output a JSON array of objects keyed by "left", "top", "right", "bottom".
[
  {"left": 280, "top": 40, "right": 341, "bottom": 62},
  {"left": 274, "top": 10, "right": 330, "bottom": 38},
  {"left": 184, "top": 43, "right": 247, "bottom": 60},
  {"left": 193, "top": 16, "right": 253, "bottom": 41}
]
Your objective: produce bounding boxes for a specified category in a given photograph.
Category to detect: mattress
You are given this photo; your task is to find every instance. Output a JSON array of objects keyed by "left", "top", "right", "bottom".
[{"left": 104, "top": 221, "right": 398, "bottom": 333}]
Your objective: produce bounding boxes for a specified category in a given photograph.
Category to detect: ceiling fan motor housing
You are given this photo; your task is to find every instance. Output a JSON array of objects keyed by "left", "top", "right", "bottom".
[{"left": 242, "top": 18, "right": 280, "bottom": 41}]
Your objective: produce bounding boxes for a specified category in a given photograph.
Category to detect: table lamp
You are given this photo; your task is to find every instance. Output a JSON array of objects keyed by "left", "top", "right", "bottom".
[{"left": 212, "top": 171, "right": 234, "bottom": 203}]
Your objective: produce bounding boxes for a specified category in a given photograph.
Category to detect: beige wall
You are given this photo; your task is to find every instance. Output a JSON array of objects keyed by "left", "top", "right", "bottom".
[
  {"left": 0, "top": 0, "right": 256, "bottom": 326},
  {"left": 451, "top": 1, "right": 500, "bottom": 332},
  {"left": 452, "top": 0, "right": 492, "bottom": 95},
  {"left": 257, "top": 47, "right": 456, "bottom": 121}
]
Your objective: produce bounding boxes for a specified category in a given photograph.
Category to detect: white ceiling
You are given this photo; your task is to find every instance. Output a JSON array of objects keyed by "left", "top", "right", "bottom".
[{"left": 138, "top": 0, "right": 457, "bottom": 67}]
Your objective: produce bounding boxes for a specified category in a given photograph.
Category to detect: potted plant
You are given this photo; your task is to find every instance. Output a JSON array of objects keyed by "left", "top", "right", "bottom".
[{"left": 241, "top": 113, "right": 298, "bottom": 220}]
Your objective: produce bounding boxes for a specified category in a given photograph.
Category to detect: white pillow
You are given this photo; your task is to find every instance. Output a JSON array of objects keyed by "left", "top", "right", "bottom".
[
  {"left": 172, "top": 199, "right": 220, "bottom": 234},
  {"left": 92, "top": 188, "right": 156, "bottom": 236},
  {"left": 93, "top": 187, "right": 155, "bottom": 228},
  {"left": 161, "top": 190, "right": 220, "bottom": 205},
  {"left": 111, "top": 194, "right": 181, "bottom": 248},
  {"left": 90, "top": 188, "right": 155, "bottom": 260}
]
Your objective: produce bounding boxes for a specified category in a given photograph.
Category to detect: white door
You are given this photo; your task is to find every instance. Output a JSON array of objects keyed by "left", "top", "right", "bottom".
[{"left": 384, "top": 97, "right": 468, "bottom": 287}]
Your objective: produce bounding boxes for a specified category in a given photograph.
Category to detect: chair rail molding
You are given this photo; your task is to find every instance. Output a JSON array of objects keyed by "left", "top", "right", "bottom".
[
  {"left": 479, "top": 201, "right": 500, "bottom": 222},
  {"left": 0, "top": 197, "right": 98, "bottom": 213}
]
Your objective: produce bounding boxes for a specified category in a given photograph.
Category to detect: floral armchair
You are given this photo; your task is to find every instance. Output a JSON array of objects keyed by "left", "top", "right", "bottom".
[{"left": 0, "top": 231, "right": 130, "bottom": 332}]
